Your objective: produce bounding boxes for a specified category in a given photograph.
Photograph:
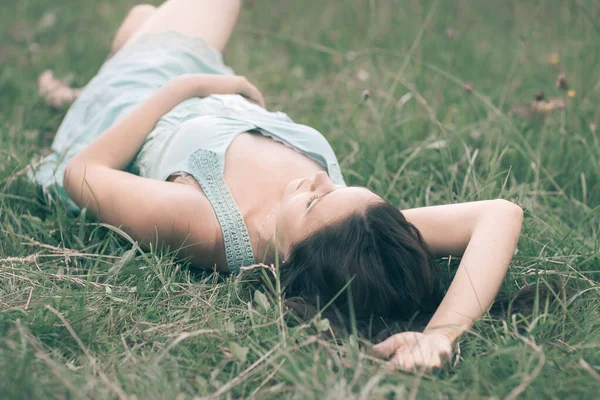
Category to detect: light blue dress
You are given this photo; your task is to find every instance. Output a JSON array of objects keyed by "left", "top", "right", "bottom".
[{"left": 29, "top": 31, "right": 346, "bottom": 273}]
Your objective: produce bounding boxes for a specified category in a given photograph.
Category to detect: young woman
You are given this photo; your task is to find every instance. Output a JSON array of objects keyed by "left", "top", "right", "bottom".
[{"left": 31, "top": 0, "right": 523, "bottom": 371}]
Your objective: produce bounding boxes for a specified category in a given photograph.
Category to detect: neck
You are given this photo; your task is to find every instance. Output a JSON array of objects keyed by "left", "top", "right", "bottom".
[{"left": 252, "top": 204, "right": 282, "bottom": 265}]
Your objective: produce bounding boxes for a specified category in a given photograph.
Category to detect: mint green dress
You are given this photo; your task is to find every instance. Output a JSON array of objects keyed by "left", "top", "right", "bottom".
[{"left": 29, "top": 31, "right": 346, "bottom": 273}]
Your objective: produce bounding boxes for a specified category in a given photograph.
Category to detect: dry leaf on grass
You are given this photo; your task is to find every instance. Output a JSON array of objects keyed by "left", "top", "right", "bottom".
[{"left": 510, "top": 93, "right": 566, "bottom": 119}]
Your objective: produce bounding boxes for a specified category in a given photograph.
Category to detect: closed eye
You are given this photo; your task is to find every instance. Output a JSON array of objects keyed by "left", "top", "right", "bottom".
[
  {"left": 305, "top": 190, "right": 337, "bottom": 214},
  {"left": 305, "top": 195, "right": 319, "bottom": 209}
]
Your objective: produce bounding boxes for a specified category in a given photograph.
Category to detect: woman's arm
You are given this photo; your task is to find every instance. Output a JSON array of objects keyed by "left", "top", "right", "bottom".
[
  {"left": 372, "top": 199, "right": 523, "bottom": 370},
  {"left": 65, "top": 73, "right": 263, "bottom": 214},
  {"left": 61, "top": 74, "right": 263, "bottom": 271},
  {"left": 66, "top": 74, "right": 263, "bottom": 172}
]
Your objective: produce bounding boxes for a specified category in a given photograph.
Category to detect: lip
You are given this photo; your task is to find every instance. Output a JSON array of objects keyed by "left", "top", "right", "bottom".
[{"left": 295, "top": 177, "right": 310, "bottom": 191}]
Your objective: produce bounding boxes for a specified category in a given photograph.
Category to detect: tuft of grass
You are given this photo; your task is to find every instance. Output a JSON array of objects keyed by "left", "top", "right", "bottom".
[{"left": 1, "top": 0, "right": 600, "bottom": 398}]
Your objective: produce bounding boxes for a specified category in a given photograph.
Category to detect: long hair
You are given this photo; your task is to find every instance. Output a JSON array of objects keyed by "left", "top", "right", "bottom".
[
  {"left": 273, "top": 200, "right": 563, "bottom": 340},
  {"left": 278, "top": 200, "right": 444, "bottom": 337}
]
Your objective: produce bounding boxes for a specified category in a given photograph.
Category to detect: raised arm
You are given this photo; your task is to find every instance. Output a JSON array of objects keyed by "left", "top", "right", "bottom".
[
  {"left": 65, "top": 74, "right": 263, "bottom": 173},
  {"left": 63, "top": 74, "right": 263, "bottom": 271},
  {"left": 372, "top": 199, "right": 523, "bottom": 370}
]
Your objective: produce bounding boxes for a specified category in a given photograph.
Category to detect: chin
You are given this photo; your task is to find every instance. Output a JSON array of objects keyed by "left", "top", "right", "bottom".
[{"left": 284, "top": 177, "right": 306, "bottom": 197}]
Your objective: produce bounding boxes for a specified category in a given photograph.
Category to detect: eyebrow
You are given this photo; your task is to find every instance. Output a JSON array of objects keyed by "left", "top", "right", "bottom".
[{"left": 306, "top": 190, "right": 335, "bottom": 215}]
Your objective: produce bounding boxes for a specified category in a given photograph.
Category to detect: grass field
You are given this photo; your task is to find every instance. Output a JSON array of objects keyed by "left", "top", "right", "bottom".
[{"left": 2, "top": 0, "right": 600, "bottom": 398}]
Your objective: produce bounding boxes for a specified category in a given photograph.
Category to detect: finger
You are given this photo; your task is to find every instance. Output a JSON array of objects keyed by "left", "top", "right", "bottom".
[
  {"left": 414, "top": 350, "right": 441, "bottom": 371},
  {"left": 394, "top": 355, "right": 416, "bottom": 373},
  {"left": 391, "top": 349, "right": 425, "bottom": 372},
  {"left": 373, "top": 332, "right": 421, "bottom": 359},
  {"left": 399, "top": 359, "right": 413, "bottom": 372},
  {"left": 250, "top": 87, "right": 265, "bottom": 108},
  {"left": 438, "top": 346, "right": 452, "bottom": 365},
  {"left": 389, "top": 352, "right": 412, "bottom": 372},
  {"left": 371, "top": 336, "right": 402, "bottom": 359},
  {"left": 257, "top": 93, "right": 265, "bottom": 108},
  {"left": 431, "top": 340, "right": 452, "bottom": 365},
  {"left": 242, "top": 90, "right": 264, "bottom": 108},
  {"left": 430, "top": 353, "right": 443, "bottom": 369}
]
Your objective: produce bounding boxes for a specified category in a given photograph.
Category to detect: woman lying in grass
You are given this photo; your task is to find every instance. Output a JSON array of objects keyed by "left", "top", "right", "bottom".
[{"left": 32, "top": 0, "right": 523, "bottom": 371}]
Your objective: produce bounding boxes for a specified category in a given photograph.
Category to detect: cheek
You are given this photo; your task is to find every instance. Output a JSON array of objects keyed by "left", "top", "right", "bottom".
[{"left": 276, "top": 201, "right": 303, "bottom": 236}]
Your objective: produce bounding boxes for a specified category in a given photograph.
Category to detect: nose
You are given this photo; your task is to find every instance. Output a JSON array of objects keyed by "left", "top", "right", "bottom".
[{"left": 310, "top": 171, "right": 334, "bottom": 191}]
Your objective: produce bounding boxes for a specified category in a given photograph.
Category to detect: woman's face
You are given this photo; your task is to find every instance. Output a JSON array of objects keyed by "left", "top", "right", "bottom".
[{"left": 274, "top": 171, "right": 382, "bottom": 256}]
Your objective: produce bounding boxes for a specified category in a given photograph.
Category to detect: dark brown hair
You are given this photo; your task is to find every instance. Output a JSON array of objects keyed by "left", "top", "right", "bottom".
[{"left": 278, "top": 200, "right": 444, "bottom": 337}]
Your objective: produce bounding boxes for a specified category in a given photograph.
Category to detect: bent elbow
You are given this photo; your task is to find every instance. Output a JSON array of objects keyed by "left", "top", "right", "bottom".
[
  {"left": 493, "top": 199, "right": 523, "bottom": 229},
  {"left": 62, "top": 157, "right": 88, "bottom": 202},
  {"left": 62, "top": 158, "right": 80, "bottom": 194},
  {"left": 62, "top": 163, "right": 72, "bottom": 189}
]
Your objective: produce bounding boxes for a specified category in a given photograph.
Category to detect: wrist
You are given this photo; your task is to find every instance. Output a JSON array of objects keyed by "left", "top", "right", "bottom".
[
  {"left": 169, "top": 74, "right": 225, "bottom": 97},
  {"left": 423, "top": 327, "right": 463, "bottom": 343},
  {"left": 233, "top": 75, "right": 249, "bottom": 93}
]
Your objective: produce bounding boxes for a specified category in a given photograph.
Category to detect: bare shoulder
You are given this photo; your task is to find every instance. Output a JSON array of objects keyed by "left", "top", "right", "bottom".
[{"left": 145, "top": 180, "right": 224, "bottom": 271}]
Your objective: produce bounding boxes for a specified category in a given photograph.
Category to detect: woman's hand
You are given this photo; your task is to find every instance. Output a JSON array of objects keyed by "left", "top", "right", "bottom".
[
  {"left": 234, "top": 76, "right": 265, "bottom": 108},
  {"left": 174, "top": 74, "right": 265, "bottom": 108},
  {"left": 371, "top": 331, "right": 453, "bottom": 372}
]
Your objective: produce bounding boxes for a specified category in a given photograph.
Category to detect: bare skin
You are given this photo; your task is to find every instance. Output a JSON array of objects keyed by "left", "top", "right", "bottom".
[
  {"left": 56, "top": 0, "right": 523, "bottom": 372},
  {"left": 38, "top": 4, "right": 158, "bottom": 108}
]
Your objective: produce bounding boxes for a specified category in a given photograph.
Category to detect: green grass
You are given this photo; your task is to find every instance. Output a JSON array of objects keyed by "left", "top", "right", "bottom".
[{"left": 2, "top": 0, "right": 600, "bottom": 398}]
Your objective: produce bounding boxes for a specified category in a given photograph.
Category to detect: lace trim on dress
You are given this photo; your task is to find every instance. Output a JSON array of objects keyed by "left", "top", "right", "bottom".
[{"left": 188, "top": 149, "right": 256, "bottom": 273}]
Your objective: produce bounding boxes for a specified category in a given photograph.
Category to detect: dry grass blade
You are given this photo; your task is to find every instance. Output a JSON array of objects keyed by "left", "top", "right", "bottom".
[
  {"left": 154, "top": 328, "right": 221, "bottom": 364},
  {"left": 578, "top": 359, "right": 600, "bottom": 382},
  {"left": 46, "top": 305, "right": 129, "bottom": 400},
  {"left": 382, "top": 0, "right": 440, "bottom": 114},
  {"left": 205, "top": 343, "right": 282, "bottom": 399},
  {"left": 1, "top": 0, "right": 599, "bottom": 398},
  {"left": 503, "top": 335, "right": 546, "bottom": 400},
  {"left": 16, "top": 321, "right": 80, "bottom": 395}
]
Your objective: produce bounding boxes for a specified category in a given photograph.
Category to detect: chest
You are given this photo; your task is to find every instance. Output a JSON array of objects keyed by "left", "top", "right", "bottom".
[
  {"left": 169, "top": 131, "right": 326, "bottom": 212},
  {"left": 226, "top": 131, "right": 325, "bottom": 193},
  {"left": 167, "top": 130, "right": 327, "bottom": 270}
]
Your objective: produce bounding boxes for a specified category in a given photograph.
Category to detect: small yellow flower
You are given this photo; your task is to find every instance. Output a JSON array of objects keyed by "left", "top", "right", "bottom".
[
  {"left": 547, "top": 53, "right": 560, "bottom": 65},
  {"left": 567, "top": 90, "right": 576, "bottom": 98}
]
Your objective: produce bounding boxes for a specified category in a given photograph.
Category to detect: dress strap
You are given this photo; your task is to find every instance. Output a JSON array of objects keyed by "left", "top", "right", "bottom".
[{"left": 187, "top": 149, "right": 256, "bottom": 273}]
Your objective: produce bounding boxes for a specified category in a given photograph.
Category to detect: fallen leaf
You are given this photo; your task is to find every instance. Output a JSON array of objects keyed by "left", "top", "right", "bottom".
[
  {"left": 228, "top": 342, "right": 249, "bottom": 364},
  {"left": 314, "top": 317, "right": 330, "bottom": 332},
  {"left": 510, "top": 97, "right": 566, "bottom": 119},
  {"left": 426, "top": 140, "right": 448, "bottom": 150},
  {"left": 532, "top": 97, "right": 565, "bottom": 112},
  {"left": 254, "top": 289, "right": 270, "bottom": 312}
]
